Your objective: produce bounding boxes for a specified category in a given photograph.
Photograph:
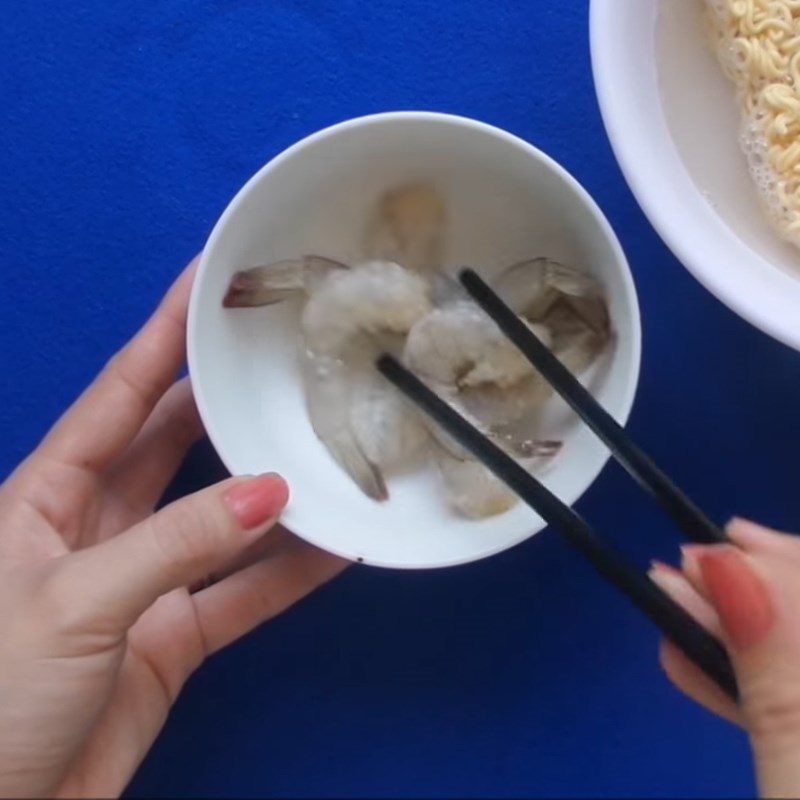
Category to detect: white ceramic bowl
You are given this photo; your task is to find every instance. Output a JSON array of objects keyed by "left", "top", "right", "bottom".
[
  {"left": 188, "top": 112, "right": 641, "bottom": 569},
  {"left": 591, "top": 0, "right": 800, "bottom": 351}
]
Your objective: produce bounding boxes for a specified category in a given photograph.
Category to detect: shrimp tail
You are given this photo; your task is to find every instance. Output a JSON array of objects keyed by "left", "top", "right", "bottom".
[
  {"left": 553, "top": 325, "right": 608, "bottom": 375},
  {"left": 503, "top": 438, "right": 562, "bottom": 459},
  {"left": 494, "top": 257, "right": 610, "bottom": 336},
  {"left": 539, "top": 262, "right": 610, "bottom": 337},
  {"left": 324, "top": 432, "right": 389, "bottom": 502},
  {"left": 222, "top": 256, "right": 348, "bottom": 308},
  {"left": 223, "top": 260, "right": 307, "bottom": 307},
  {"left": 302, "top": 349, "right": 389, "bottom": 501}
]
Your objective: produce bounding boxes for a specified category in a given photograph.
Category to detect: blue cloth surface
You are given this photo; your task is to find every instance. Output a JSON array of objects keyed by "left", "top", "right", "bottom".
[{"left": 4, "top": 0, "right": 797, "bottom": 796}]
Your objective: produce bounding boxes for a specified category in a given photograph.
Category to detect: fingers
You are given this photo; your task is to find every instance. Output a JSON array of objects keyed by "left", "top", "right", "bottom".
[
  {"left": 49, "top": 473, "right": 290, "bottom": 634},
  {"left": 678, "top": 546, "right": 708, "bottom": 601},
  {"left": 649, "top": 563, "right": 741, "bottom": 724},
  {"left": 653, "top": 523, "right": 800, "bottom": 796},
  {"left": 727, "top": 517, "right": 800, "bottom": 562},
  {"left": 659, "top": 641, "right": 743, "bottom": 725},
  {"left": 679, "top": 538, "right": 800, "bottom": 798},
  {"left": 187, "top": 524, "right": 294, "bottom": 593},
  {"left": 191, "top": 536, "right": 348, "bottom": 653},
  {"left": 106, "top": 378, "right": 204, "bottom": 514},
  {"left": 188, "top": 523, "right": 295, "bottom": 591},
  {"left": 650, "top": 561, "right": 721, "bottom": 635},
  {"left": 36, "top": 257, "right": 199, "bottom": 474}
]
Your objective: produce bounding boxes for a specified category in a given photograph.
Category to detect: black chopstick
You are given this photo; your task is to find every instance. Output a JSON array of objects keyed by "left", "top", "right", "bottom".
[
  {"left": 377, "top": 354, "right": 738, "bottom": 700},
  {"left": 459, "top": 268, "right": 727, "bottom": 546}
]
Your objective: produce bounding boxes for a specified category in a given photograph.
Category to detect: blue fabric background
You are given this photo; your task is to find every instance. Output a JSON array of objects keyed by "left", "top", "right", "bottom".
[{"left": 4, "top": 0, "right": 799, "bottom": 796}]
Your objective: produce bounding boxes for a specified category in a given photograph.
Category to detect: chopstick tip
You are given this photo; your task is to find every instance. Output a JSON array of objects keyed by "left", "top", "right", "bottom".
[
  {"left": 458, "top": 266, "right": 480, "bottom": 286},
  {"left": 375, "top": 352, "right": 397, "bottom": 375}
]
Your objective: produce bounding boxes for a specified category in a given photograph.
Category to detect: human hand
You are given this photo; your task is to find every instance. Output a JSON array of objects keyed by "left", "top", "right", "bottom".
[
  {"left": 0, "top": 256, "right": 347, "bottom": 798},
  {"left": 650, "top": 518, "right": 800, "bottom": 798}
]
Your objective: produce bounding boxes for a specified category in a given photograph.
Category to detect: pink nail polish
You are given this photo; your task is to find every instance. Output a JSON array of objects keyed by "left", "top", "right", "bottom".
[
  {"left": 698, "top": 547, "right": 774, "bottom": 651},
  {"left": 224, "top": 473, "right": 289, "bottom": 530}
]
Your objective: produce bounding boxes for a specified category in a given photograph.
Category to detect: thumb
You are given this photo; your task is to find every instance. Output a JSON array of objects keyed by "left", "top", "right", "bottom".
[
  {"left": 55, "top": 473, "right": 289, "bottom": 631},
  {"left": 694, "top": 540, "right": 800, "bottom": 798}
]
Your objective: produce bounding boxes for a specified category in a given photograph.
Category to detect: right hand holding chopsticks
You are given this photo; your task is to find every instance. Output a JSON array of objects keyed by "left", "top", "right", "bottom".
[{"left": 651, "top": 518, "right": 800, "bottom": 799}]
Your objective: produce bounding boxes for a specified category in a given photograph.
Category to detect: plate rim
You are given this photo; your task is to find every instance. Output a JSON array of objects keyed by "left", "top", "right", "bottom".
[{"left": 590, "top": 0, "right": 800, "bottom": 353}]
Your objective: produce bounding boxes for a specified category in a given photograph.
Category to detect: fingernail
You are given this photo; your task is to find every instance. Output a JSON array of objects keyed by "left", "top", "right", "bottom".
[
  {"left": 649, "top": 563, "right": 686, "bottom": 595},
  {"left": 727, "top": 516, "right": 763, "bottom": 534},
  {"left": 224, "top": 473, "right": 289, "bottom": 530},
  {"left": 726, "top": 517, "right": 774, "bottom": 546},
  {"left": 650, "top": 560, "right": 722, "bottom": 634},
  {"left": 680, "top": 544, "right": 705, "bottom": 579},
  {"left": 650, "top": 559, "right": 680, "bottom": 575},
  {"left": 698, "top": 546, "right": 774, "bottom": 650}
]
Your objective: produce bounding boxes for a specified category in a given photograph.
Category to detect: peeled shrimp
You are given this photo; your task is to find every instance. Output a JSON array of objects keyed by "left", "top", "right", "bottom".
[
  {"left": 403, "top": 298, "right": 560, "bottom": 517},
  {"left": 300, "top": 260, "right": 433, "bottom": 499},
  {"left": 224, "top": 256, "right": 432, "bottom": 500},
  {"left": 436, "top": 442, "right": 560, "bottom": 519},
  {"left": 349, "top": 368, "right": 430, "bottom": 467},
  {"left": 221, "top": 181, "right": 448, "bottom": 502},
  {"left": 364, "top": 183, "right": 447, "bottom": 272},
  {"left": 301, "top": 350, "right": 387, "bottom": 501},
  {"left": 478, "top": 257, "right": 612, "bottom": 455},
  {"left": 403, "top": 259, "right": 610, "bottom": 518},
  {"left": 402, "top": 300, "right": 553, "bottom": 458},
  {"left": 221, "top": 189, "right": 612, "bottom": 518},
  {"left": 404, "top": 300, "right": 536, "bottom": 389},
  {"left": 303, "top": 260, "right": 432, "bottom": 356}
]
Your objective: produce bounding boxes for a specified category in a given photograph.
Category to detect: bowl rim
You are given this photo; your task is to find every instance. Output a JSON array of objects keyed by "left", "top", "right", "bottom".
[
  {"left": 590, "top": 0, "right": 800, "bottom": 352},
  {"left": 187, "top": 110, "right": 643, "bottom": 568}
]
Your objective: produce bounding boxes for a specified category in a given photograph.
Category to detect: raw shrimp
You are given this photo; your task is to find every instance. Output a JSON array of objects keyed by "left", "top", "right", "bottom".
[
  {"left": 402, "top": 300, "right": 553, "bottom": 458},
  {"left": 303, "top": 260, "right": 432, "bottom": 356},
  {"left": 405, "top": 259, "right": 610, "bottom": 518},
  {"left": 222, "top": 256, "right": 346, "bottom": 307},
  {"left": 477, "top": 257, "right": 612, "bottom": 457},
  {"left": 220, "top": 194, "right": 612, "bottom": 516},
  {"left": 223, "top": 183, "right": 448, "bottom": 307},
  {"left": 349, "top": 368, "right": 429, "bottom": 467},
  {"left": 364, "top": 183, "right": 447, "bottom": 272},
  {"left": 224, "top": 256, "right": 432, "bottom": 500},
  {"left": 404, "top": 301, "right": 536, "bottom": 389},
  {"left": 301, "top": 350, "right": 388, "bottom": 500},
  {"left": 301, "top": 260, "right": 433, "bottom": 499},
  {"left": 436, "top": 443, "right": 560, "bottom": 519},
  {"left": 403, "top": 298, "right": 560, "bottom": 517},
  {"left": 494, "top": 257, "right": 611, "bottom": 375}
]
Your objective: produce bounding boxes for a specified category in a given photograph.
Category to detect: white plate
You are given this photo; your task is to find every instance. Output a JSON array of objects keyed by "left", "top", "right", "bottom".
[
  {"left": 591, "top": 0, "right": 800, "bottom": 351},
  {"left": 188, "top": 112, "right": 641, "bottom": 569}
]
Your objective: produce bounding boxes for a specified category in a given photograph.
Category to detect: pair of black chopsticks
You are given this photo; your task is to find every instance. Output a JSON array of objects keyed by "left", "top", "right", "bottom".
[{"left": 377, "top": 268, "right": 738, "bottom": 701}]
